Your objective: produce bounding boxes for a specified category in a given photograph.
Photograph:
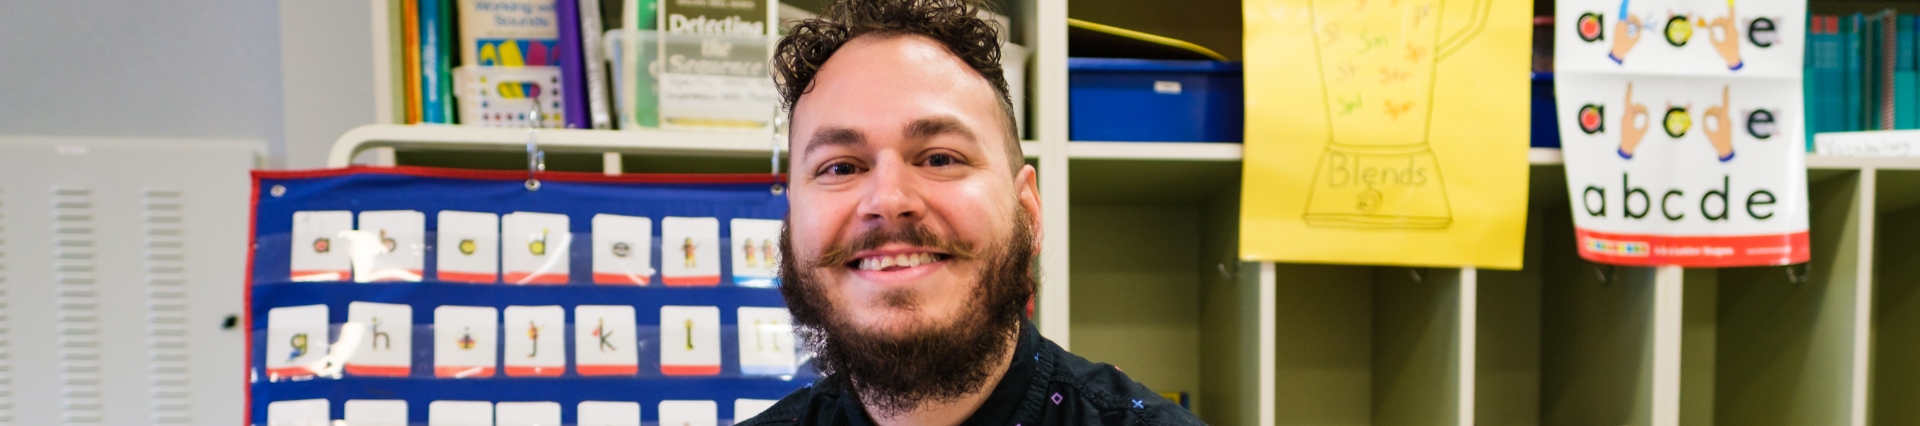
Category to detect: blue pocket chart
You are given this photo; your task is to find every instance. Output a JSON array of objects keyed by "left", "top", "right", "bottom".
[{"left": 248, "top": 166, "right": 809, "bottom": 426}]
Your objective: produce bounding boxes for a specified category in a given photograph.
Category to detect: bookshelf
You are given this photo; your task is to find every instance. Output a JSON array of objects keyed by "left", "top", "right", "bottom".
[{"left": 339, "top": 0, "right": 1920, "bottom": 425}]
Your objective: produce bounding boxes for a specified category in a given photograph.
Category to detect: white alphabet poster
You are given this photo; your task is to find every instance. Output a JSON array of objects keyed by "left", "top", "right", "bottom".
[
  {"left": 736, "top": 307, "right": 796, "bottom": 376},
  {"left": 345, "top": 301, "right": 413, "bottom": 377},
  {"left": 345, "top": 399, "right": 409, "bottom": 426},
  {"left": 503, "top": 305, "right": 566, "bottom": 377},
  {"left": 266, "top": 304, "right": 328, "bottom": 379},
  {"left": 592, "top": 214, "right": 654, "bottom": 285},
  {"left": 661, "top": 217, "right": 720, "bottom": 286},
  {"left": 355, "top": 210, "right": 426, "bottom": 282},
  {"left": 438, "top": 210, "right": 500, "bottom": 283},
  {"left": 579, "top": 401, "right": 641, "bottom": 426},
  {"left": 434, "top": 306, "right": 498, "bottom": 378},
  {"left": 575, "top": 305, "right": 639, "bottom": 376},
  {"left": 659, "top": 400, "right": 718, "bottom": 426},
  {"left": 429, "top": 400, "right": 493, "bottom": 426},
  {"left": 291, "top": 210, "right": 352, "bottom": 281},
  {"left": 496, "top": 401, "right": 561, "bottom": 426},
  {"left": 730, "top": 219, "right": 781, "bottom": 287},
  {"left": 1555, "top": 0, "right": 1809, "bottom": 266},
  {"left": 660, "top": 305, "right": 721, "bottom": 375},
  {"left": 503, "top": 211, "right": 571, "bottom": 284},
  {"left": 265, "top": 398, "right": 330, "bottom": 426}
]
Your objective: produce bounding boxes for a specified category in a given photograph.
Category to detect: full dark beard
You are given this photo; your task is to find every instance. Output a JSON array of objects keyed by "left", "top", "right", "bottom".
[{"left": 777, "top": 210, "right": 1036, "bottom": 417}]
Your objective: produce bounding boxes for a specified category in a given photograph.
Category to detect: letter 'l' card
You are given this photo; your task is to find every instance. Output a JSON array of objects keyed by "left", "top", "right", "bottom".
[
  {"left": 437, "top": 210, "right": 499, "bottom": 283},
  {"left": 502, "top": 212, "right": 571, "bottom": 284},
  {"left": 433, "top": 306, "right": 498, "bottom": 378},
  {"left": 660, "top": 217, "right": 720, "bottom": 286},
  {"left": 266, "top": 304, "right": 328, "bottom": 379},
  {"left": 345, "top": 301, "right": 412, "bottom": 377},
  {"left": 659, "top": 400, "right": 717, "bottom": 426},
  {"left": 575, "top": 305, "right": 638, "bottom": 376},
  {"left": 592, "top": 214, "right": 654, "bottom": 285},
  {"left": 503, "top": 305, "right": 566, "bottom": 377},
  {"left": 659, "top": 305, "right": 720, "bottom": 375},
  {"left": 290, "top": 210, "right": 352, "bottom": 281}
]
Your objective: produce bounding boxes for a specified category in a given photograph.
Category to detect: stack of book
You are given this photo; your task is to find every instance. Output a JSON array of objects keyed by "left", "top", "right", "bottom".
[
  {"left": 1805, "top": 11, "right": 1920, "bottom": 149},
  {"left": 376, "top": 0, "right": 625, "bottom": 129}
]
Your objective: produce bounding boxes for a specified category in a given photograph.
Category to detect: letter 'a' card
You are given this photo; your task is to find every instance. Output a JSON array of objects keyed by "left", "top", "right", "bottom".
[{"left": 290, "top": 211, "right": 352, "bottom": 282}]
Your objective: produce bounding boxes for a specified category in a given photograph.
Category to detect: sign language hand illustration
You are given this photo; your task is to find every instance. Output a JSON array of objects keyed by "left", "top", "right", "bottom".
[
  {"left": 1701, "top": 85, "right": 1735, "bottom": 161},
  {"left": 1619, "top": 82, "right": 1652, "bottom": 159},
  {"left": 1706, "top": 4, "right": 1744, "bottom": 69},
  {"left": 1610, "top": 0, "right": 1643, "bottom": 63}
]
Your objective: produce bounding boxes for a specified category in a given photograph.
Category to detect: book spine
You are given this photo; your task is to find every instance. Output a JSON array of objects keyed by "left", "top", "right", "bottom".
[
  {"left": 1900, "top": 15, "right": 1917, "bottom": 129},
  {"left": 1847, "top": 14, "right": 1862, "bottom": 131},
  {"left": 421, "top": 0, "right": 455, "bottom": 123},
  {"left": 1883, "top": 11, "right": 1898, "bottom": 130},
  {"left": 558, "top": 0, "right": 589, "bottom": 128},
  {"left": 581, "top": 0, "right": 612, "bottom": 129},
  {"left": 1807, "top": 16, "right": 1823, "bottom": 150},
  {"left": 402, "top": 0, "right": 423, "bottom": 124}
]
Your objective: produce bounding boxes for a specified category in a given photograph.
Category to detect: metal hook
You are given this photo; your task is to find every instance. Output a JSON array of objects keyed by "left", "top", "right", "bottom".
[
  {"left": 526, "top": 104, "right": 546, "bottom": 191},
  {"left": 770, "top": 112, "right": 786, "bottom": 196},
  {"left": 1409, "top": 267, "right": 1424, "bottom": 283},
  {"left": 1217, "top": 262, "right": 1237, "bottom": 279},
  {"left": 1593, "top": 263, "right": 1616, "bottom": 284},
  {"left": 1786, "top": 263, "right": 1811, "bottom": 284}
]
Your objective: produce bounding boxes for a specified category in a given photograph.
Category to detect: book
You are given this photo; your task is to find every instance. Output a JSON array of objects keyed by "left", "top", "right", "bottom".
[
  {"left": 1899, "top": 15, "right": 1917, "bottom": 130},
  {"left": 421, "top": 0, "right": 457, "bottom": 123},
  {"left": 559, "top": 0, "right": 590, "bottom": 128},
  {"left": 458, "top": 0, "right": 561, "bottom": 67},
  {"left": 580, "top": 0, "right": 613, "bottom": 129},
  {"left": 403, "top": 0, "right": 423, "bottom": 124},
  {"left": 1845, "top": 14, "right": 1862, "bottom": 132},
  {"left": 1873, "top": 10, "right": 1896, "bottom": 130},
  {"left": 622, "top": 0, "right": 660, "bottom": 129}
]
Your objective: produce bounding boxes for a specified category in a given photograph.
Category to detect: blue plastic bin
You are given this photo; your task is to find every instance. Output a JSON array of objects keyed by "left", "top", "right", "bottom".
[
  {"left": 1068, "top": 58, "right": 1244, "bottom": 142},
  {"left": 1531, "top": 73, "right": 1560, "bottom": 148}
]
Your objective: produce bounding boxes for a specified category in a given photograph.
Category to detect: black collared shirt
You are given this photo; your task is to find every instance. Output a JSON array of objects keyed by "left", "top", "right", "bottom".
[{"left": 737, "top": 321, "right": 1206, "bottom": 426}]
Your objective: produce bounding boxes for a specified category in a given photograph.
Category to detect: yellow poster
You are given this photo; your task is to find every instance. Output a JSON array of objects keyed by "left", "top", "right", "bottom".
[{"left": 1240, "top": 0, "right": 1532, "bottom": 269}]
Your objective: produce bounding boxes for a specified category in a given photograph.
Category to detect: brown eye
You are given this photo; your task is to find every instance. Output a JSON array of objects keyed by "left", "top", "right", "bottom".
[
  {"left": 823, "top": 162, "right": 859, "bottom": 176},
  {"left": 926, "top": 154, "right": 956, "bottom": 167}
]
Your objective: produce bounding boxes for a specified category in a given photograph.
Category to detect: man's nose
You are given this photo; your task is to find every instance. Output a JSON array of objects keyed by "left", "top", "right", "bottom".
[{"left": 857, "top": 157, "right": 927, "bottom": 225}]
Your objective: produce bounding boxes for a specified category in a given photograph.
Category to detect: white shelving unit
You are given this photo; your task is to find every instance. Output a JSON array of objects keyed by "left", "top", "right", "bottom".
[{"left": 341, "top": 0, "right": 1920, "bottom": 424}]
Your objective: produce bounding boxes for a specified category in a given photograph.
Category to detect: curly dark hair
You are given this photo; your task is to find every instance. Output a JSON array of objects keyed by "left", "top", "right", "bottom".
[{"left": 772, "top": 0, "right": 1022, "bottom": 167}]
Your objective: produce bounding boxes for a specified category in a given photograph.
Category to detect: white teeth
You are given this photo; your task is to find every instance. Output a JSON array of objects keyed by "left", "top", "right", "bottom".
[{"left": 855, "top": 253, "right": 941, "bottom": 271}]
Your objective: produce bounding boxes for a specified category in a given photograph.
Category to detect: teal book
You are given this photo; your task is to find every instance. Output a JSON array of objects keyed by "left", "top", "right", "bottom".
[
  {"left": 420, "top": 0, "right": 456, "bottom": 123},
  {"left": 1846, "top": 14, "right": 1863, "bottom": 131},
  {"left": 1899, "top": 15, "right": 1917, "bottom": 129}
]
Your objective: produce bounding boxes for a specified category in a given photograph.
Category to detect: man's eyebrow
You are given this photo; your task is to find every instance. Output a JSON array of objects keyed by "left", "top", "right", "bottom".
[
  {"left": 803, "top": 126, "right": 866, "bottom": 157},
  {"left": 904, "top": 116, "right": 977, "bottom": 142}
]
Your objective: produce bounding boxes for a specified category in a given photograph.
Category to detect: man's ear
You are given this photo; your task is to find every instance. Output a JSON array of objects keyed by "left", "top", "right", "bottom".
[{"left": 1015, "top": 163, "right": 1042, "bottom": 252}]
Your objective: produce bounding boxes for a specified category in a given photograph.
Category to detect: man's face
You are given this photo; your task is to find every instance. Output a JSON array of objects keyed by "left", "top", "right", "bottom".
[{"left": 785, "top": 34, "right": 1041, "bottom": 339}]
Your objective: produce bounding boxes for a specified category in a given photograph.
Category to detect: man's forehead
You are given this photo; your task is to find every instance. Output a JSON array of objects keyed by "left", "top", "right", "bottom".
[{"left": 788, "top": 35, "right": 1008, "bottom": 154}]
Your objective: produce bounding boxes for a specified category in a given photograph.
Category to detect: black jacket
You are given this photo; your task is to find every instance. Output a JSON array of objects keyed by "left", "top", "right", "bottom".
[{"left": 737, "top": 321, "right": 1206, "bottom": 426}]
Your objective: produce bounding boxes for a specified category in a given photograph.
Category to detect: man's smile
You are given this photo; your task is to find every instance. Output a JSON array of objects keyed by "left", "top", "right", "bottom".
[{"left": 844, "top": 245, "right": 955, "bottom": 283}]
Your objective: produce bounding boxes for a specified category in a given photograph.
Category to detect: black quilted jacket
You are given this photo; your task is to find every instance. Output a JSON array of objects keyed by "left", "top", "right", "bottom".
[{"left": 736, "top": 321, "right": 1206, "bottom": 426}]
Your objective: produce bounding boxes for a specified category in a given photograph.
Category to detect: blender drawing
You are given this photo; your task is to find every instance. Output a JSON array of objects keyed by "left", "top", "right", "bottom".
[{"left": 1303, "top": 0, "right": 1490, "bottom": 229}]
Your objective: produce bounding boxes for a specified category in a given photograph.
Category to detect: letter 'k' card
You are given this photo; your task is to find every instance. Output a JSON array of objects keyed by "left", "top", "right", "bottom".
[{"left": 575, "top": 305, "right": 638, "bottom": 376}]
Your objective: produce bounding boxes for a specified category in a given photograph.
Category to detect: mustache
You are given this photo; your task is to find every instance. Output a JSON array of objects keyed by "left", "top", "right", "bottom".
[{"left": 808, "top": 223, "right": 978, "bottom": 268}]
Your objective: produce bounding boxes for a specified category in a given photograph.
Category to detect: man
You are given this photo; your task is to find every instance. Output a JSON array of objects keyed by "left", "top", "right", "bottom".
[{"left": 740, "top": 0, "right": 1204, "bottom": 425}]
